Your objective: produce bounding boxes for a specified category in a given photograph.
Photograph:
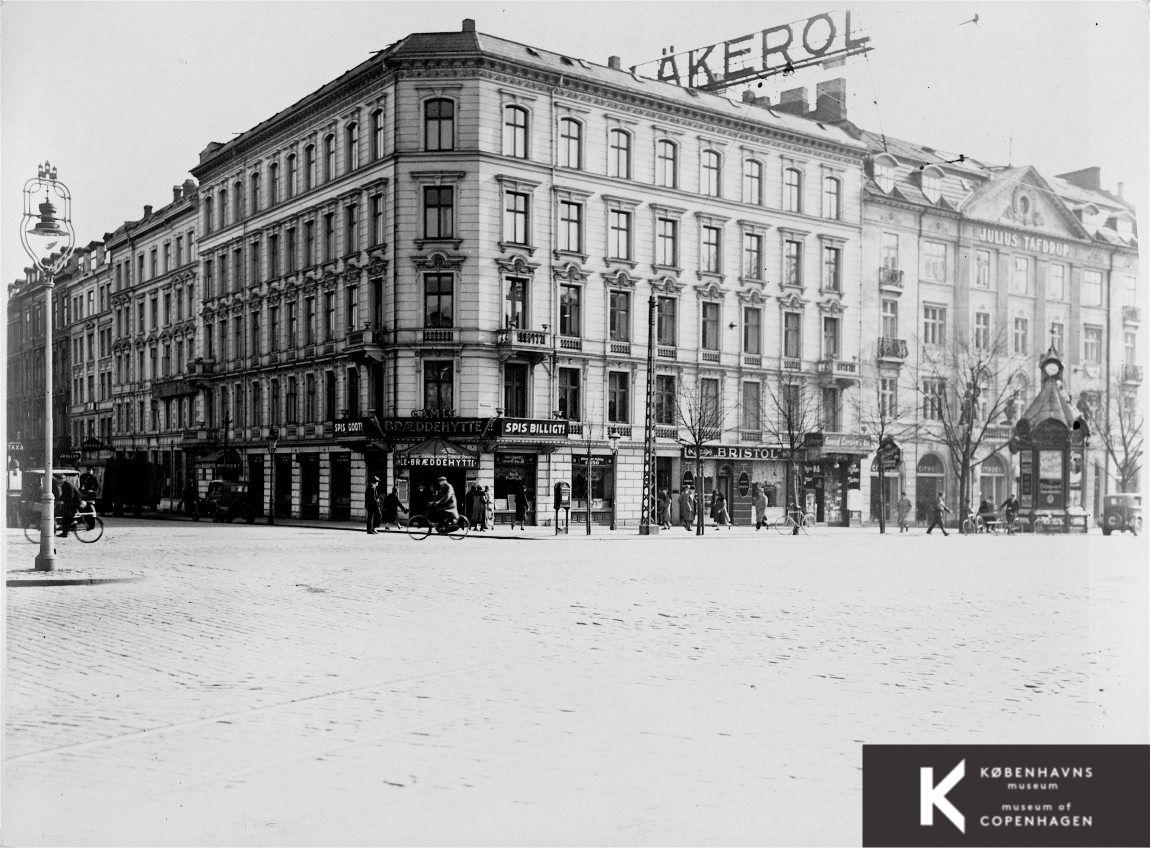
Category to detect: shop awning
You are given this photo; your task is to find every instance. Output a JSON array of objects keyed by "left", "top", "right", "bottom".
[{"left": 394, "top": 437, "right": 478, "bottom": 469}]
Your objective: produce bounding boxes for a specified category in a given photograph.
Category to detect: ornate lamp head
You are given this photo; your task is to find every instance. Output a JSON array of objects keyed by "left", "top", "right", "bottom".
[{"left": 21, "top": 162, "right": 75, "bottom": 274}]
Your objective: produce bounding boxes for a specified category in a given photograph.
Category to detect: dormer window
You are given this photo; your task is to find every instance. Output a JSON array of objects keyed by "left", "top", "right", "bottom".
[
  {"left": 1116, "top": 213, "right": 1135, "bottom": 239},
  {"left": 921, "top": 166, "right": 943, "bottom": 203},
  {"left": 874, "top": 155, "right": 897, "bottom": 193},
  {"left": 1080, "top": 204, "right": 1100, "bottom": 229}
]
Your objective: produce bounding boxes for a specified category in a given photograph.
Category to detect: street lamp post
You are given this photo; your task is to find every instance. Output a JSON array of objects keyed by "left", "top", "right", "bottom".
[
  {"left": 266, "top": 435, "right": 279, "bottom": 525},
  {"left": 585, "top": 423, "right": 593, "bottom": 535},
  {"left": 608, "top": 430, "right": 621, "bottom": 531},
  {"left": 20, "top": 163, "right": 76, "bottom": 572}
]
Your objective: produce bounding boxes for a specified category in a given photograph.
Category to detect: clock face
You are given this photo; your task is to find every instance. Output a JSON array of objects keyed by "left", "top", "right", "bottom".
[{"left": 1044, "top": 361, "right": 1061, "bottom": 376}]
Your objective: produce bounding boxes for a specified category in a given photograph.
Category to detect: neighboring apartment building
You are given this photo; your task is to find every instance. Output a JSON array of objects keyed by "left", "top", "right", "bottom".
[
  {"left": 187, "top": 19, "right": 868, "bottom": 526},
  {"left": 772, "top": 84, "right": 1142, "bottom": 521},
  {"left": 105, "top": 181, "right": 200, "bottom": 500},
  {"left": 63, "top": 242, "right": 115, "bottom": 448}
]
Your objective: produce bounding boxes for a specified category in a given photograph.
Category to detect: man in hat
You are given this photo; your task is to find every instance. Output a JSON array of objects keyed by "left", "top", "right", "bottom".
[
  {"left": 427, "top": 476, "right": 460, "bottom": 529},
  {"left": 365, "top": 474, "right": 383, "bottom": 534}
]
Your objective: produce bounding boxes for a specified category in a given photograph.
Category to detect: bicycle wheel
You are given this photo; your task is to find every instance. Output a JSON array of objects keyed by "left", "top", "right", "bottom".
[
  {"left": 961, "top": 517, "right": 975, "bottom": 534},
  {"left": 772, "top": 516, "right": 792, "bottom": 535},
  {"left": 23, "top": 518, "right": 42, "bottom": 544},
  {"left": 448, "top": 516, "right": 470, "bottom": 540},
  {"left": 406, "top": 515, "right": 432, "bottom": 541},
  {"left": 801, "top": 513, "right": 816, "bottom": 533},
  {"left": 73, "top": 516, "right": 104, "bottom": 543}
]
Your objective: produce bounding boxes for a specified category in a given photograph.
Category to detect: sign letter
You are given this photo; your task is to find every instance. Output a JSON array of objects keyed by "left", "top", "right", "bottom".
[{"left": 920, "top": 760, "right": 965, "bottom": 833}]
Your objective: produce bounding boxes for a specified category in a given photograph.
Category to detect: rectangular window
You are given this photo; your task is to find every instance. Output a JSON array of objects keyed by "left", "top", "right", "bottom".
[
  {"left": 269, "top": 305, "right": 280, "bottom": 351},
  {"left": 1013, "top": 317, "right": 1028, "bottom": 355},
  {"left": 344, "top": 203, "right": 358, "bottom": 255},
  {"left": 743, "top": 233, "right": 763, "bottom": 280},
  {"left": 204, "top": 321, "right": 214, "bottom": 359},
  {"left": 503, "top": 363, "right": 528, "bottom": 418},
  {"left": 558, "top": 284, "right": 581, "bottom": 337},
  {"left": 286, "top": 376, "right": 298, "bottom": 424},
  {"left": 234, "top": 316, "right": 245, "bottom": 359},
  {"left": 922, "top": 377, "right": 945, "bottom": 420},
  {"left": 1125, "top": 329, "right": 1136, "bottom": 363},
  {"left": 558, "top": 367, "right": 581, "bottom": 420},
  {"left": 656, "top": 296, "right": 676, "bottom": 346},
  {"left": 504, "top": 191, "right": 529, "bottom": 244},
  {"left": 304, "top": 221, "right": 315, "bottom": 266},
  {"left": 323, "top": 213, "right": 335, "bottom": 261},
  {"left": 1083, "top": 325, "right": 1103, "bottom": 363},
  {"left": 251, "top": 310, "right": 261, "bottom": 355},
  {"left": 822, "top": 245, "right": 841, "bottom": 291},
  {"left": 163, "top": 243, "right": 171, "bottom": 273},
  {"left": 558, "top": 200, "right": 583, "bottom": 253},
  {"left": 701, "top": 302, "right": 720, "bottom": 350},
  {"left": 371, "top": 194, "right": 384, "bottom": 247},
  {"left": 923, "top": 305, "right": 947, "bottom": 346},
  {"left": 150, "top": 248, "right": 158, "bottom": 279},
  {"left": 504, "top": 278, "right": 527, "bottom": 329},
  {"left": 881, "top": 232, "right": 899, "bottom": 269},
  {"left": 608, "top": 209, "right": 631, "bottom": 260},
  {"left": 305, "top": 297, "right": 316, "bottom": 345},
  {"left": 975, "top": 312, "right": 990, "bottom": 349},
  {"left": 822, "top": 316, "right": 840, "bottom": 359},
  {"left": 1048, "top": 263, "right": 1066, "bottom": 300},
  {"left": 423, "top": 186, "right": 454, "bottom": 239},
  {"left": 424, "top": 99, "right": 455, "bottom": 152},
  {"left": 324, "top": 292, "right": 336, "bottom": 342},
  {"left": 1011, "top": 256, "right": 1030, "bottom": 295},
  {"left": 346, "top": 286, "right": 359, "bottom": 330},
  {"left": 701, "top": 225, "right": 721, "bottom": 274},
  {"left": 655, "top": 375, "right": 676, "bottom": 426},
  {"left": 609, "top": 291, "right": 631, "bottom": 342},
  {"left": 742, "top": 381, "right": 761, "bottom": 430},
  {"left": 269, "top": 233, "right": 280, "bottom": 278},
  {"left": 743, "top": 307, "right": 761, "bottom": 354},
  {"left": 286, "top": 227, "right": 298, "bottom": 273},
  {"left": 821, "top": 387, "right": 840, "bottom": 431},
  {"left": 324, "top": 371, "right": 337, "bottom": 421},
  {"left": 879, "top": 377, "right": 897, "bottom": 418},
  {"left": 305, "top": 373, "right": 316, "bottom": 421},
  {"left": 424, "top": 274, "right": 454, "bottom": 328},
  {"left": 783, "top": 311, "right": 802, "bottom": 359},
  {"left": 608, "top": 372, "right": 630, "bottom": 423},
  {"left": 233, "top": 248, "right": 244, "bottom": 289},
  {"left": 287, "top": 302, "right": 298, "bottom": 347},
  {"left": 423, "top": 360, "right": 453, "bottom": 411},
  {"left": 1082, "top": 270, "right": 1103, "bottom": 306},
  {"left": 784, "top": 239, "right": 802, "bottom": 286},
  {"left": 269, "top": 379, "right": 281, "bottom": 425},
  {"left": 921, "top": 241, "right": 947, "bottom": 282},
  {"left": 881, "top": 299, "right": 898, "bottom": 338},
  {"left": 1124, "top": 275, "right": 1138, "bottom": 307},
  {"left": 249, "top": 239, "right": 260, "bottom": 284},
  {"left": 700, "top": 378, "right": 720, "bottom": 426},
  {"left": 656, "top": 217, "right": 677, "bottom": 267}
]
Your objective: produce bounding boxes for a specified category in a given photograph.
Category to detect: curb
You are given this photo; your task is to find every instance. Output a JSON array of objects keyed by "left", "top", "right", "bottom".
[{"left": 7, "top": 569, "right": 146, "bottom": 588}]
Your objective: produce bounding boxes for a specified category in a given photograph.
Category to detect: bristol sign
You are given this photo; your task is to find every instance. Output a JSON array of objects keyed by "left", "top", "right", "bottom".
[{"left": 633, "top": 11, "right": 872, "bottom": 92}]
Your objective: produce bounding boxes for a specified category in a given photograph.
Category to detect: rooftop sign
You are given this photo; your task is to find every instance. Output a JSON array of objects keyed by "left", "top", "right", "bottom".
[{"left": 633, "top": 11, "right": 871, "bottom": 92}]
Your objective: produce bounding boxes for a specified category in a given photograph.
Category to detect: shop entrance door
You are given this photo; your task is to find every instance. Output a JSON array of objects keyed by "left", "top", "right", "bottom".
[
  {"left": 275, "top": 454, "right": 293, "bottom": 518},
  {"left": 329, "top": 452, "right": 351, "bottom": 521},
  {"left": 299, "top": 454, "right": 320, "bottom": 519},
  {"left": 248, "top": 456, "right": 265, "bottom": 520},
  {"left": 409, "top": 469, "right": 468, "bottom": 519}
]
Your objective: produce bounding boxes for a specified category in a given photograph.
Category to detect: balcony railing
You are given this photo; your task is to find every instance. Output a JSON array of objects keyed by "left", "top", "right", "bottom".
[
  {"left": 657, "top": 345, "right": 677, "bottom": 359},
  {"left": 740, "top": 430, "right": 764, "bottom": 442},
  {"left": 496, "top": 328, "right": 549, "bottom": 348},
  {"left": 879, "top": 266, "right": 904, "bottom": 288},
  {"left": 1123, "top": 305, "right": 1141, "bottom": 324},
  {"left": 985, "top": 424, "right": 1013, "bottom": 441},
  {"left": 700, "top": 350, "right": 720, "bottom": 363},
  {"left": 568, "top": 421, "right": 584, "bottom": 436},
  {"left": 559, "top": 336, "right": 583, "bottom": 351},
  {"left": 607, "top": 424, "right": 633, "bottom": 439},
  {"left": 655, "top": 425, "right": 679, "bottom": 440},
  {"left": 1121, "top": 364, "right": 1143, "bottom": 383},
  {"left": 782, "top": 357, "right": 802, "bottom": 370},
  {"left": 422, "top": 328, "right": 456, "bottom": 343},
  {"left": 742, "top": 353, "right": 763, "bottom": 367},
  {"left": 876, "top": 337, "right": 909, "bottom": 360},
  {"left": 608, "top": 341, "right": 632, "bottom": 356}
]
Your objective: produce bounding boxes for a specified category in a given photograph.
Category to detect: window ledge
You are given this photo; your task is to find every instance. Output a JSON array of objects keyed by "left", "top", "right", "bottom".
[
  {"left": 415, "top": 238, "right": 463, "bottom": 250},
  {"left": 553, "top": 249, "right": 589, "bottom": 264},
  {"left": 651, "top": 263, "right": 682, "bottom": 276},
  {"left": 499, "top": 241, "right": 537, "bottom": 256}
]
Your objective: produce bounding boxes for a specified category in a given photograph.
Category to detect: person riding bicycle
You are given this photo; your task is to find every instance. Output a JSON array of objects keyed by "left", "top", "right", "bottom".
[
  {"left": 425, "top": 477, "right": 460, "bottom": 530},
  {"left": 1000, "top": 492, "right": 1020, "bottom": 534},
  {"left": 977, "top": 498, "right": 997, "bottom": 529},
  {"left": 56, "top": 478, "right": 81, "bottom": 538}
]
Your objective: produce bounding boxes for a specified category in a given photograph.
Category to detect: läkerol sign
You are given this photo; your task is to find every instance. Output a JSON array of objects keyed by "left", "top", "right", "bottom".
[
  {"left": 634, "top": 11, "right": 871, "bottom": 92},
  {"left": 976, "top": 227, "right": 1072, "bottom": 258}
]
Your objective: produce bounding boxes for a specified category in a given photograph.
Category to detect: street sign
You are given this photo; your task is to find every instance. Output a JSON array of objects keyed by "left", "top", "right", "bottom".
[{"left": 876, "top": 438, "right": 901, "bottom": 471}]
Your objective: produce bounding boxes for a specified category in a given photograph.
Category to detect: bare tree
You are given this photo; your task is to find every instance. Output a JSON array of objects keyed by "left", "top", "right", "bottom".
[
  {"left": 760, "top": 375, "right": 822, "bottom": 534},
  {"left": 917, "top": 324, "right": 1016, "bottom": 531},
  {"left": 1085, "top": 388, "right": 1144, "bottom": 493},
  {"left": 672, "top": 373, "right": 735, "bottom": 535},
  {"left": 852, "top": 370, "right": 919, "bottom": 533}
]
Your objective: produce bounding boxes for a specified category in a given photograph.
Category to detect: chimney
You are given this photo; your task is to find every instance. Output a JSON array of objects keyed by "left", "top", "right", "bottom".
[
  {"left": 183, "top": 178, "right": 197, "bottom": 198},
  {"left": 172, "top": 185, "right": 183, "bottom": 203},
  {"left": 143, "top": 205, "right": 153, "bottom": 218},
  {"left": 461, "top": 18, "right": 475, "bottom": 33},
  {"left": 608, "top": 55, "right": 622, "bottom": 70},
  {"left": 774, "top": 87, "right": 808, "bottom": 115},
  {"left": 1055, "top": 167, "right": 1101, "bottom": 191},
  {"left": 814, "top": 78, "right": 847, "bottom": 121}
]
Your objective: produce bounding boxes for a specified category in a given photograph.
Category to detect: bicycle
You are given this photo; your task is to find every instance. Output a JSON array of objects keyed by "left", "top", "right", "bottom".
[
  {"left": 771, "top": 509, "right": 816, "bottom": 535},
  {"left": 24, "top": 501, "right": 104, "bottom": 544},
  {"left": 406, "top": 513, "right": 470, "bottom": 541},
  {"left": 961, "top": 511, "right": 987, "bottom": 534}
]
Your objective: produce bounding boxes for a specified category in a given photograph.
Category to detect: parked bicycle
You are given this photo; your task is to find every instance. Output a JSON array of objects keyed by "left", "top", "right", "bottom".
[
  {"left": 24, "top": 501, "right": 104, "bottom": 544},
  {"left": 406, "top": 513, "right": 470, "bottom": 541},
  {"left": 771, "top": 508, "right": 816, "bottom": 535},
  {"left": 961, "top": 511, "right": 1021, "bottom": 535}
]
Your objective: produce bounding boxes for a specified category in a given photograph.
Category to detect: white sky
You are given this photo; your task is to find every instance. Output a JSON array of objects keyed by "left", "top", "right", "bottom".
[{"left": 2, "top": 1, "right": 1147, "bottom": 288}]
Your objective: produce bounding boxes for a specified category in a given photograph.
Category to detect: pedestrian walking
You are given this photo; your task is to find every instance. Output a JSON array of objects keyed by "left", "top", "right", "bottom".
[
  {"left": 925, "top": 492, "right": 951, "bottom": 536},
  {"left": 183, "top": 479, "right": 200, "bottom": 521},
  {"left": 678, "top": 486, "right": 696, "bottom": 531},
  {"left": 1000, "top": 492, "right": 1020, "bottom": 534},
  {"left": 751, "top": 483, "right": 768, "bottom": 530},
  {"left": 482, "top": 485, "right": 494, "bottom": 530},
  {"left": 896, "top": 490, "right": 912, "bottom": 533},
  {"left": 469, "top": 484, "right": 486, "bottom": 531},
  {"left": 382, "top": 486, "right": 408, "bottom": 529},
  {"left": 365, "top": 475, "right": 384, "bottom": 533},
  {"left": 711, "top": 490, "right": 731, "bottom": 528},
  {"left": 657, "top": 489, "right": 672, "bottom": 529},
  {"left": 513, "top": 484, "right": 530, "bottom": 530}
]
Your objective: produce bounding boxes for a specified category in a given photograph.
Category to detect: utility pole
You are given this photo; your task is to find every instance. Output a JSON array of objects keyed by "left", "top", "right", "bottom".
[{"left": 640, "top": 294, "right": 657, "bottom": 535}]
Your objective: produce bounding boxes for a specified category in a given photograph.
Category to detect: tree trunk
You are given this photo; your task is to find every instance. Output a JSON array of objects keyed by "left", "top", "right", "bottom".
[
  {"left": 791, "top": 459, "right": 801, "bottom": 535},
  {"left": 878, "top": 464, "right": 887, "bottom": 534},
  {"left": 695, "top": 456, "right": 704, "bottom": 536}
]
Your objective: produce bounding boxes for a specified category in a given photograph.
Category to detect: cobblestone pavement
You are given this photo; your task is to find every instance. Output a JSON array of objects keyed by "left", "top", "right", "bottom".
[{"left": 4, "top": 521, "right": 1147, "bottom": 846}]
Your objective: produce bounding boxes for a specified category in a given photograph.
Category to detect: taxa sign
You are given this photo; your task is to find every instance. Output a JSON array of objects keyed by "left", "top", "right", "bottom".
[{"left": 636, "top": 10, "right": 871, "bottom": 92}]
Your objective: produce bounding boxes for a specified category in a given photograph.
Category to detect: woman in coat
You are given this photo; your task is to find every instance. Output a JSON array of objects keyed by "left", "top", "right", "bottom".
[
  {"left": 469, "top": 485, "right": 486, "bottom": 531},
  {"left": 678, "top": 486, "right": 696, "bottom": 531},
  {"left": 711, "top": 490, "right": 731, "bottom": 528},
  {"left": 751, "top": 483, "right": 768, "bottom": 530},
  {"left": 512, "top": 484, "right": 530, "bottom": 530}
]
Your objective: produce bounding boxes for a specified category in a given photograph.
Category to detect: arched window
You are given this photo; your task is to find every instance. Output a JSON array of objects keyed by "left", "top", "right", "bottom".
[
  {"left": 346, "top": 122, "right": 359, "bottom": 171},
  {"left": 204, "top": 195, "right": 214, "bottom": 234},
  {"left": 874, "top": 155, "right": 897, "bottom": 193},
  {"left": 608, "top": 129, "right": 631, "bottom": 179},
  {"left": 743, "top": 159, "right": 763, "bottom": 205},
  {"left": 424, "top": 98, "right": 454, "bottom": 152},
  {"left": 702, "top": 150, "right": 722, "bottom": 197},
  {"left": 503, "top": 106, "right": 529, "bottom": 158},
  {"left": 370, "top": 109, "right": 384, "bottom": 160},
  {"left": 324, "top": 134, "right": 336, "bottom": 181},
  {"left": 250, "top": 171, "right": 261, "bottom": 213},
  {"left": 559, "top": 117, "right": 582, "bottom": 169},
  {"left": 303, "top": 145, "right": 316, "bottom": 191},
  {"left": 233, "top": 180, "right": 244, "bottom": 223},
  {"left": 783, "top": 167, "right": 803, "bottom": 212},
  {"left": 285, "top": 154, "right": 297, "bottom": 199},
  {"left": 921, "top": 166, "right": 943, "bottom": 203},
  {"left": 268, "top": 162, "right": 280, "bottom": 205},
  {"left": 218, "top": 188, "right": 228, "bottom": 229},
  {"left": 915, "top": 453, "right": 946, "bottom": 520},
  {"left": 979, "top": 454, "right": 1008, "bottom": 507},
  {"left": 823, "top": 176, "right": 841, "bottom": 219},
  {"left": 656, "top": 139, "right": 678, "bottom": 188}
]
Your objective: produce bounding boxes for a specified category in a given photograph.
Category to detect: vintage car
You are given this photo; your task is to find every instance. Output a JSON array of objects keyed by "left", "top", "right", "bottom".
[
  {"left": 204, "top": 479, "right": 256, "bottom": 524},
  {"left": 8, "top": 469, "right": 83, "bottom": 527},
  {"left": 1101, "top": 493, "right": 1142, "bottom": 536}
]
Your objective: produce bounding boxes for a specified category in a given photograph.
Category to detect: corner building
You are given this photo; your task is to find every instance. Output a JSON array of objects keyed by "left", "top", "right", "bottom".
[{"left": 189, "top": 19, "right": 868, "bottom": 526}]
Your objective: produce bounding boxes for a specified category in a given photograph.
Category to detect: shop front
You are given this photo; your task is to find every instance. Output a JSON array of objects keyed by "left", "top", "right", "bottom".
[
  {"left": 683, "top": 444, "right": 788, "bottom": 525},
  {"left": 492, "top": 417, "right": 570, "bottom": 526},
  {"left": 571, "top": 453, "right": 615, "bottom": 526},
  {"left": 394, "top": 436, "right": 478, "bottom": 517},
  {"left": 804, "top": 433, "right": 871, "bottom": 526}
]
